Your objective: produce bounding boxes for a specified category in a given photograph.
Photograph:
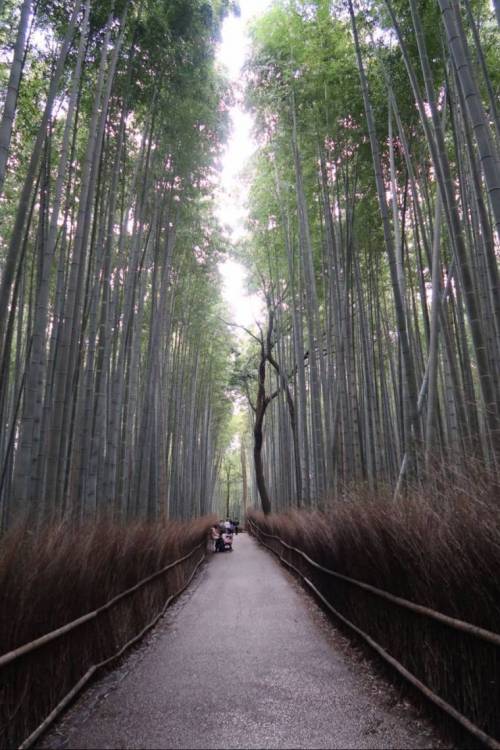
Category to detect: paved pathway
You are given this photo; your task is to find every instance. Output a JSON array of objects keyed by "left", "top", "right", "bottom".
[{"left": 42, "top": 534, "right": 444, "bottom": 749}]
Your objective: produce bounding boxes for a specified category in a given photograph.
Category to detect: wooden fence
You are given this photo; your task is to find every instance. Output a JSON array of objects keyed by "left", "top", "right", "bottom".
[
  {"left": 0, "top": 542, "right": 206, "bottom": 749},
  {"left": 248, "top": 519, "right": 500, "bottom": 749}
]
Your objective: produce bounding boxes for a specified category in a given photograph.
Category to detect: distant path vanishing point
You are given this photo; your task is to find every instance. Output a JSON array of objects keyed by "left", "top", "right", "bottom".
[{"left": 41, "top": 534, "right": 445, "bottom": 749}]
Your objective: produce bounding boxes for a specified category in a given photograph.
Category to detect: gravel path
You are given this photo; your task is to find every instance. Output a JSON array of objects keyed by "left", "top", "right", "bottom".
[{"left": 42, "top": 533, "right": 446, "bottom": 749}]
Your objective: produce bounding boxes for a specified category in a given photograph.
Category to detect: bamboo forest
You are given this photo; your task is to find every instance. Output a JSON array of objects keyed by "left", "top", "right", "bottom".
[{"left": 1, "top": 1, "right": 499, "bottom": 748}]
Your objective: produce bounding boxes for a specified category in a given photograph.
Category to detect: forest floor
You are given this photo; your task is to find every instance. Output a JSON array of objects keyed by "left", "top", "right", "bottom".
[{"left": 39, "top": 534, "right": 448, "bottom": 749}]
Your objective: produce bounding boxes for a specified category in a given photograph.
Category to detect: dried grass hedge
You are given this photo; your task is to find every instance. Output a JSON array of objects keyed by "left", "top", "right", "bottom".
[
  {"left": 0, "top": 516, "right": 214, "bottom": 748},
  {"left": 248, "top": 466, "right": 500, "bottom": 745}
]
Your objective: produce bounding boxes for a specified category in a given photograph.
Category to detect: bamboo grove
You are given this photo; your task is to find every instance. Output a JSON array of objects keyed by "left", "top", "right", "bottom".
[
  {"left": 239, "top": 0, "right": 499, "bottom": 512},
  {"left": 0, "top": 0, "right": 236, "bottom": 530},
  {"left": 1, "top": 0, "right": 499, "bottom": 528}
]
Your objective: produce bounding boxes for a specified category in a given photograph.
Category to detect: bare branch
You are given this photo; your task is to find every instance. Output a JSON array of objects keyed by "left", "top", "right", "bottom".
[{"left": 219, "top": 317, "right": 261, "bottom": 344}]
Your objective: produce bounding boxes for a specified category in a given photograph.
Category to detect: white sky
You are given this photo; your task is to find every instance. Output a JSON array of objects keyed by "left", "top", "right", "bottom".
[{"left": 216, "top": 0, "right": 270, "bottom": 329}]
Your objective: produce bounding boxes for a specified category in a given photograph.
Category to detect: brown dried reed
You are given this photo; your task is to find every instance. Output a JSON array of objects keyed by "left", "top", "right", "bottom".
[
  {"left": 0, "top": 516, "right": 214, "bottom": 748},
  {"left": 248, "top": 462, "right": 500, "bottom": 745}
]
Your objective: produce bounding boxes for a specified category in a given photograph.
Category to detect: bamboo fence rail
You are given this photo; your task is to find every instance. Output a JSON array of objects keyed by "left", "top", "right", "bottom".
[
  {"left": 1, "top": 541, "right": 206, "bottom": 749},
  {"left": 248, "top": 519, "right": 500, "bottom": 750}
]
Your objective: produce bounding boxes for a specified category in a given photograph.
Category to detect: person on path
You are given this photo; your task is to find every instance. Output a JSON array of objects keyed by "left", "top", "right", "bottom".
[
  {"left": 222, "top": 528, "right": 233, "bottom": 550},
  {"left": 215, "top": 533, "right": 225, "bottom": 552},
  {"left": 210, "top": 524, "right": 220, "bottom": 553}
]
